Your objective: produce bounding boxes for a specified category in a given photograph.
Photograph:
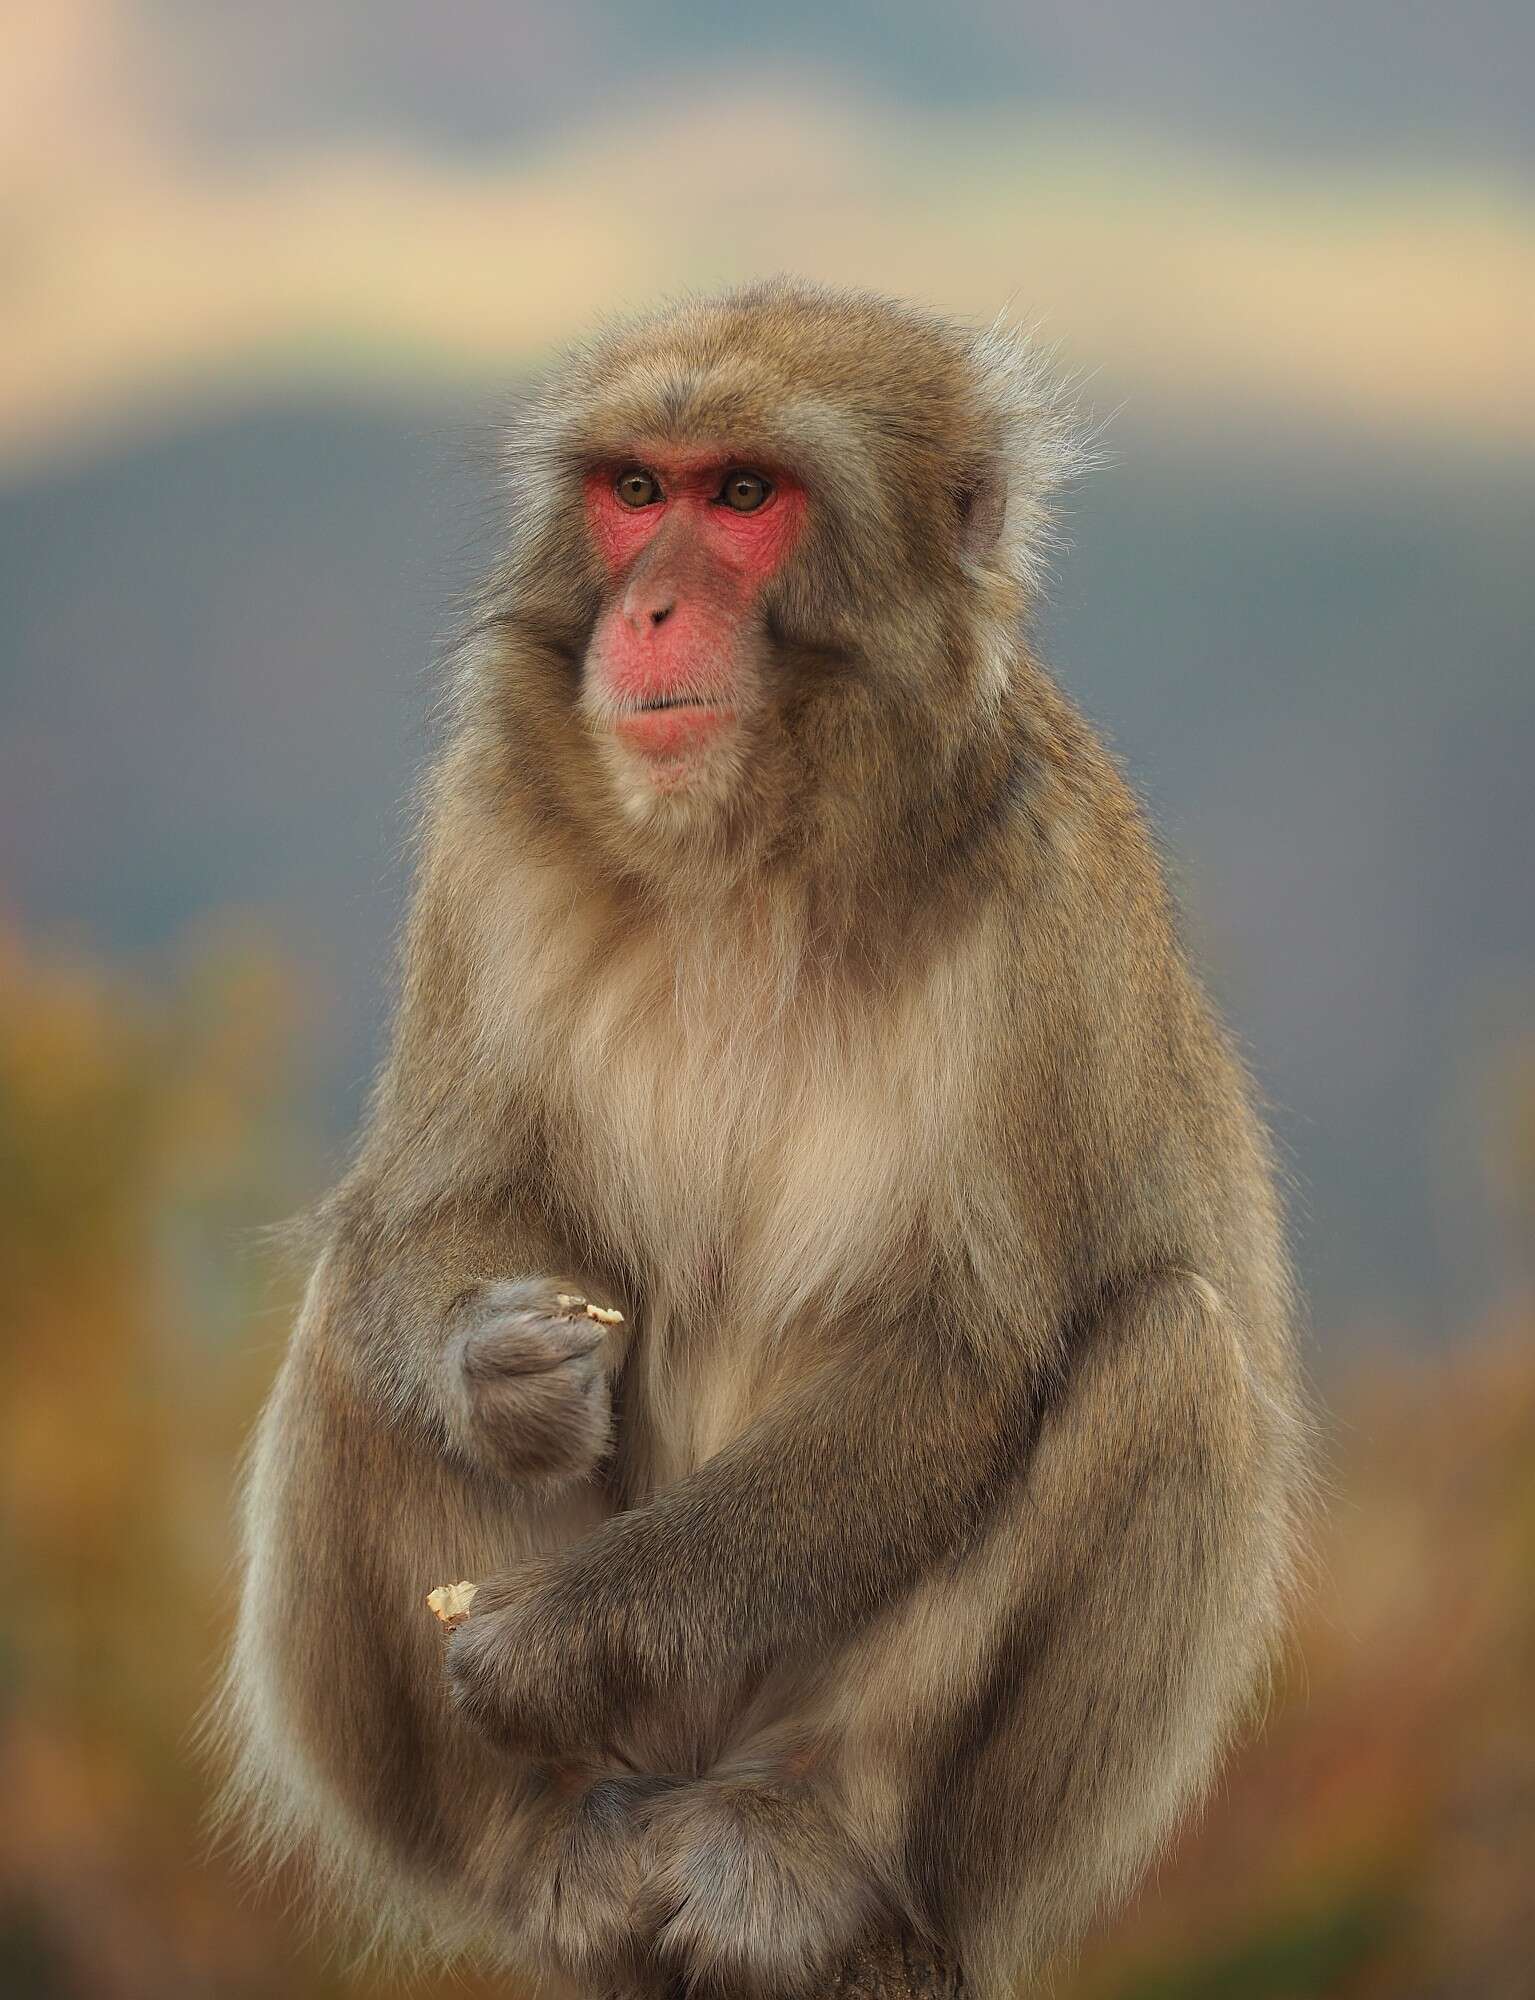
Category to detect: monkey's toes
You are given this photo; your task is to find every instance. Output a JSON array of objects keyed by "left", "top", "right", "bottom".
[
  {"left": 516, "top": 1771, "right": 671, "bottom": 1985},
  {"left": 635, "top": 1778, "right": 876, "bottom": 1997}
]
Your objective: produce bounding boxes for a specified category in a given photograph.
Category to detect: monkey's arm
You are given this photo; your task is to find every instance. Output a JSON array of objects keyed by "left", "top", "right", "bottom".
[{"left": 447, "top": 1297, "right": 1034, "bottom": 1755}]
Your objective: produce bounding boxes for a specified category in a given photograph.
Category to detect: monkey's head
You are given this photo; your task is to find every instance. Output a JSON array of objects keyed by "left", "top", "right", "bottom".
[{"left": 480, "top": 281, "right": 1084, "bottom": 889}]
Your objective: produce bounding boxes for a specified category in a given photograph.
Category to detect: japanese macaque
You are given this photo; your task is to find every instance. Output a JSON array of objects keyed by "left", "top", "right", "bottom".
[{"left": 222, "top": 280, "right": 1306, "bottom": 2000}]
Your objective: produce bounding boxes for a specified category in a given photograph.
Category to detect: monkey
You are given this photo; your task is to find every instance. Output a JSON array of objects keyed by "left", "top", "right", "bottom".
[{"left": 221, "top": 279, "right": 1306, "bottom": 2000}]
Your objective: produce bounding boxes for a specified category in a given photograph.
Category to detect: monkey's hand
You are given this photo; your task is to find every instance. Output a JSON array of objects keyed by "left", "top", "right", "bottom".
[
  {"left": 441, "top": 1278, "right": 615, "bottom": 1487},
  {"left": 444, "top": 1548, "right": 647, "bottom": 1759}
]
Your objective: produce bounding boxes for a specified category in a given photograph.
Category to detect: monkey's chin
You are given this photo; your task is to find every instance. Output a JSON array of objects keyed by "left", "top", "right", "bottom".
[{"left": 602, "top": 707, "right": 743, "bottom": 812}]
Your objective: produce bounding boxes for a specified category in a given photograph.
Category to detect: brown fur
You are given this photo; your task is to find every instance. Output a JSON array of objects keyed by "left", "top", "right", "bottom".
[{"left": 220, "top": 279, "right": 1307, "bottom": 1999}]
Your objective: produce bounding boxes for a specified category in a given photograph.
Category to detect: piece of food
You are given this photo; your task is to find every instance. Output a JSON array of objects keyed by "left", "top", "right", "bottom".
[
  {"left": 425, "top": 1580, "right": 479, "bottom": 1629},
  {"left": 555, "top": 1293, "right": 625, "bottom": 1327}
]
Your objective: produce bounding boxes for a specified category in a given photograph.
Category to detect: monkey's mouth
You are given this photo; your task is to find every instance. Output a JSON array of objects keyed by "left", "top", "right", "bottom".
[{"left": 612, "top": 697, "right": 736, "bottom": 763}]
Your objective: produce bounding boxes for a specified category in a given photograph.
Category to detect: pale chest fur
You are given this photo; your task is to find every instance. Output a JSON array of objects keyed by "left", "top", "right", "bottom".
[{"left": 473, "top": 872, "right": 989, "bottom": 1480}]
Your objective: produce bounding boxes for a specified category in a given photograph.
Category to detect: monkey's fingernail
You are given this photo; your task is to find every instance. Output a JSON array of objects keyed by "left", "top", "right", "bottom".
[{"left": 585, "top": 1304, "right": 624, "bottom": 1326}]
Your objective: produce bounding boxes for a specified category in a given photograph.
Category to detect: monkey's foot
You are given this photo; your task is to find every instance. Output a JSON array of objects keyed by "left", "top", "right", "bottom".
[
  {"left": 515, "top": 1769, "right": 668, "bottom": 1989},
  {"left": 633, "top": 1775, "right": 879, "bottom": 1998}
]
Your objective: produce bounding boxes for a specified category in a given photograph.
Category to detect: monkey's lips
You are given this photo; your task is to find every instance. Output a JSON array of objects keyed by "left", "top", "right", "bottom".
[{"left": 612, "top": 699, "right": 736, "bottom": 762}]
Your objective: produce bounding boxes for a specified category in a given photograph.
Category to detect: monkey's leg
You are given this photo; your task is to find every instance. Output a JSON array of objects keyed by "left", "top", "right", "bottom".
[{"left": 827, "top": 1269, "right": 1295, "bottom": 2000}]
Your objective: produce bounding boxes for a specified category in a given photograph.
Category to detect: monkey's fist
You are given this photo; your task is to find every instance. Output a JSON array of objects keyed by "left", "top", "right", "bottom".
[
  {"left": 444, "top": 1551, "right": 650, "bottom": 1760},
  {"left": 443, "top": 1278, "right": 613, "bottom": 1486}
]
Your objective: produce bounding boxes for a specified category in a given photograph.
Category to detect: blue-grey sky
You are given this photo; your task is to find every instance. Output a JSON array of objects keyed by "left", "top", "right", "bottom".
[{"left": 142, "top": 0, "right": 1534, "bottom": 167}]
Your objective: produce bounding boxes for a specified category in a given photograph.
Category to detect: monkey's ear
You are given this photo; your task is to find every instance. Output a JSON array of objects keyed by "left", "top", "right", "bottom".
[{"left": 954, "top": 459, "right": 1009, "bottom": 563}]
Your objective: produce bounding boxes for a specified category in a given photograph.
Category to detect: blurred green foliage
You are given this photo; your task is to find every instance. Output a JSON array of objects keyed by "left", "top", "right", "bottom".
[{"left": 0, "top": 923, "right": 1530, "bottom": 1997}]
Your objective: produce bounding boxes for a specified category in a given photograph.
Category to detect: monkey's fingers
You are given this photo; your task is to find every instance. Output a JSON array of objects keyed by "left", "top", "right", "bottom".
[{"left": 461, "top": 1314, "right": 605, "bottom": 1381}]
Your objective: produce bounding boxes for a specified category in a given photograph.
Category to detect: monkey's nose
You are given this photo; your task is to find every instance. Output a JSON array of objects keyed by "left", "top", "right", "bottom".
[{"left": 622, "top": 589, "right": 676, "bottom": 633}]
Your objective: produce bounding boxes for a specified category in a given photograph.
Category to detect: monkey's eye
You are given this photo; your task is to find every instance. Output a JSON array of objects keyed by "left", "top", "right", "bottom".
[
  {"left": 614, "top": 469, "right": 662, "bottom": 508},
  {"left": 719, "top": 470, "right": 773, "bottom": 513}
]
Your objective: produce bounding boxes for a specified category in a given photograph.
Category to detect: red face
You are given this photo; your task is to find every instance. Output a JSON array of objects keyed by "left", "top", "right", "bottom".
[{"left": 581, "top": 449, "right": 806, "bottom": 783}]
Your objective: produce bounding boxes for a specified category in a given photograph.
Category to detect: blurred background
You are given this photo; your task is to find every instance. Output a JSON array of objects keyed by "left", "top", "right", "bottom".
[{"left": 2, "top": 4, "right": 1532, "bottom": 1995}]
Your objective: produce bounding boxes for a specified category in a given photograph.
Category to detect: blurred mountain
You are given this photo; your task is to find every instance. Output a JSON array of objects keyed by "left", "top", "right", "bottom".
[{"left": 2, "top": 395, "right": 1531, "bottom": 1340}]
